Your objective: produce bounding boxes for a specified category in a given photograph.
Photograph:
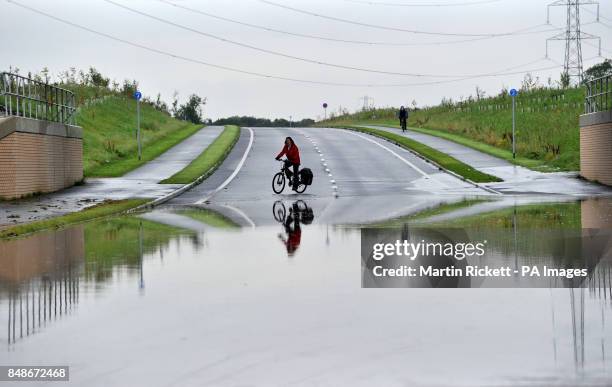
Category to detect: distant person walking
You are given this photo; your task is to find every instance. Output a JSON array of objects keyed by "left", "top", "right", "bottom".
[{"left": 399, "top": 106, "right": 408, "bottom": 133}]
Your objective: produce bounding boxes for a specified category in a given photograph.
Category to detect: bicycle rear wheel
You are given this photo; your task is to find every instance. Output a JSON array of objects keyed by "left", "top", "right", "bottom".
[
  {"left": 295, "top": 183, "right": 307, "bottom": 193},
  {"left": 272, "top": 172, "right": 286, "bottom": 194}
]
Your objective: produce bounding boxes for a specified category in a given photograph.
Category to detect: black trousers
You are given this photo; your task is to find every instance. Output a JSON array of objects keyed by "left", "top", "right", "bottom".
[{"left": 284, "top": 161, "right": 300, "bottom": 188}]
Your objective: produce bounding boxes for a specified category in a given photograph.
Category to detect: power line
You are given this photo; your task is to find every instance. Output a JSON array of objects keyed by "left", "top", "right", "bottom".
[
  {"left": 159, "top": 0, "right": 555, "bottom": 47},
  {"left": 258, "top": 0, "right": 552, "bottom": 37},
  {"left": 584, "top": 40, "right": 612, "bottom": 55},
  {"left": 343, "top": 0, "right": 503, "bottom": 7},
  {"left": 107, "top": 0, "right": 564, "bottom": 79},
  {"left": 104, "top": 0, "right": 437, "bottom": 78},
  {"left": 583, "top": 7, "right": 612, "bottom": 29},
  {"left": 4, "top": 0, "right": 579, "bottom": 88}
]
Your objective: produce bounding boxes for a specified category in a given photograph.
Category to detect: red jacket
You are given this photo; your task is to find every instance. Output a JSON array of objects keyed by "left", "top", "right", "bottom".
[{"left": 276, "top": 143, "right": 300, "bottom": 165}]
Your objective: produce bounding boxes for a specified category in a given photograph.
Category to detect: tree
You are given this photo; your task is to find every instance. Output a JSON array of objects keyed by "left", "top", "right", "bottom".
[
  {"left": 583, "top": 59, "right": 612, "bottom": 82},
  {"left": 121, "top": 79, "right": 138, "bottom": 98},
  {"left": 40, "top": 67, "right": 50, "bottom": 83},
  {"left": 213, "top": 116, "right": 314, "bottom": 127},
  {"left": 176, "top": 94, "right": 205, "bottom": 124},
  {"left": 88, "top": 67, "right": 109, "bottom": 88},
  {"left": 521, "top": 73, "right": 539, "bottom": 91},
  {"left": 559, "top": 72, "right": 570, "bottom": 89},
  {"left": 171, "top": 91, "right": 179, "bottom": 117},
  {"left": 475, "top": 86, "right": 486, "bottom": 101}
]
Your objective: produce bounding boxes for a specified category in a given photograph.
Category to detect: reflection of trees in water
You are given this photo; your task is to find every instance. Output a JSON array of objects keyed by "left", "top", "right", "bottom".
[
  {"left": 586, "top": 265, "right": 612, "bottom": 303},
  {"left": 6, "top": 269, "right": 79, "bottom": 345},
  {"left": 83, "top": 217, "right": 192, "bottom": 282},
  {"left": 0, "top": 216, "right": 192, "bottom": 345},
  {"left": 549, "top": 266, "right": 612, "bottom": 374}
]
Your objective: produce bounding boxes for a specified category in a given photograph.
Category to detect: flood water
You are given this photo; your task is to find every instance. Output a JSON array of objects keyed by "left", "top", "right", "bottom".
[{"left": 1, "top": 199, "right": 612, "bottom": 386}]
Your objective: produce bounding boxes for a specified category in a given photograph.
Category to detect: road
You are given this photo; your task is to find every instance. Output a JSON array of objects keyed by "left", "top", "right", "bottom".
[
  {"left": 365, "top": 125, "right": 611, "bottom": 196},
  {"left": 152, "top": 127, "right": 491, "bottom": 227}
]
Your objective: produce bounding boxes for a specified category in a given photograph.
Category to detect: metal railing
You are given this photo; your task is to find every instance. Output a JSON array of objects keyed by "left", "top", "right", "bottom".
[
  {"left": 585, "top": 74, "right": 612, "bottom": 114},
  {"left": 0, "top": 72, "right": 76, "bottom": 125}
]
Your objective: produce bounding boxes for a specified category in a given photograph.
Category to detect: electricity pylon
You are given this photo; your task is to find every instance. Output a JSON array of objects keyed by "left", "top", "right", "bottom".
[{"left": 546, "top": 0, "right": 601, "bottom": 84}]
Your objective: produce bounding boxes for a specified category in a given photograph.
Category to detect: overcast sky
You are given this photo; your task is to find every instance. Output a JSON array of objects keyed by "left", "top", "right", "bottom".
[{"left": 2, "top": 0, "right": 611, "bottom": 121}]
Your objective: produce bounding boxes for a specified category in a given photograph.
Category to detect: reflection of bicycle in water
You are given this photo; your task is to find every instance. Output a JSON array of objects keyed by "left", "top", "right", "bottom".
[{"left": 273, "top": 200, "right": 314, "bottom": 256}]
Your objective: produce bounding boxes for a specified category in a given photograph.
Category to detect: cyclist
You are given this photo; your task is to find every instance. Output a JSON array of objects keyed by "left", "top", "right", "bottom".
[
  {"left": 399, "top": 106, "right": 408, "bottom": 132},
  {"left": 275, "top": 136, "right": 301, "bottom": 191}
]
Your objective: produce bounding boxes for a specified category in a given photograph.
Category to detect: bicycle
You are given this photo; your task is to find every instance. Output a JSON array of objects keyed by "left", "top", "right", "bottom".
[
  {"left": 272, "top": 200, "right": 311, "bottom": 223},
  {"left": 272, "top": 160, "right": 308, "bottom": 194}
]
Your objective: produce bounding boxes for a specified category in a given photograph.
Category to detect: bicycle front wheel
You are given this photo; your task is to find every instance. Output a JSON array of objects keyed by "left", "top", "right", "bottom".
[
  {"left": 272, "top": 172, "right": 286, "bottom": 194},
  {"left": 272, "top": 200, "right": 286, "bottom": 223}
]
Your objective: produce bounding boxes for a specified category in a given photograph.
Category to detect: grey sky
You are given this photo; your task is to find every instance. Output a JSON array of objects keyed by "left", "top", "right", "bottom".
[{"left": 2, "top": 0, "right": 611, "bottom": 121}]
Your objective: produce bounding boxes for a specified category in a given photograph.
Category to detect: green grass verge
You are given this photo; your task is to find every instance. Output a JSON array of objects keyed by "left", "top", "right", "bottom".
[
  {"left": 318, "top": 86, "right": 584, "bottom": 171},
  {"left": 78, "top": 95, "right": 201, "bottom": 177},
  {"left": 0, "top": 199, "right": 148, "bottom": 239},
  {"left": 342, "top": 125, "right": 501, "bottom": 183},
  {"left": 368, "top": 199, "right": 489, "bottom": 228},
  {"left": 178, "top": 208, "right": 240, "bottom": 229},
  {"left": 366, "top": 123, "right": 550, "bottom": 171},
  {"left": 424, "top": 202, "right": 581, "bottom": 229},
  {"left": 161, "top": 125, "right": 240, "bottom": 184}
]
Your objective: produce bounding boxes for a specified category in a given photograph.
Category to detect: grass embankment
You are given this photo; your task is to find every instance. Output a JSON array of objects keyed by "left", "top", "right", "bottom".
[
  {"left": 161, "top": 125, "right": 240, "bottom": 184},
  {"left": 321, "top": 87, "right": 584, "bottom": 171},
  {"left": 76, "top": 95, "right": 201, "bottom": 177},
  {"left": 178, "top": 208, "right": 240, "bottom": 229},
  {"left": 0, "top": 199, "right": 148, "bottom": 239},
  {"left": 424, "top": 201, "right": 582, "bottom": 229},
  {"left": 368, "top": 198, "right": 489, "bottom": 228},
  {"left": 345, "top": 125, "right": 501, "bottom": 183}
]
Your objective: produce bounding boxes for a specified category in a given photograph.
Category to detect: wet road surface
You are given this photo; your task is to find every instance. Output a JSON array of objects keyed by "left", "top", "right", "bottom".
[
  {"left": 163, "top": 127, "right": 491, "bottom": 226},
  {"left": 1, "top": 216, "right": 611, "bottom": 386}
]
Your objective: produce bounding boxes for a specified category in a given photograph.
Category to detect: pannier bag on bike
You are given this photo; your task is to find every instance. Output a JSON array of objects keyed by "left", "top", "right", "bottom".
[
  {"left": 301, "top": 208, "right": 315, "bottom": 225},
  {"left": 299, "top": 168, "right": 313, "bottom": 186}
]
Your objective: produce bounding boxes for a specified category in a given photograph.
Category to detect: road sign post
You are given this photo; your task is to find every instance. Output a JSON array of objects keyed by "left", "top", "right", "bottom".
[
  {"left": 509, "top": 88, "right": 518, "bottom": 159},
  {"left": 134, "top": 91, "right": 142, "bottom": 161},
  {"left": 323, "top": 103, "right": 328, "bottom": 120}
]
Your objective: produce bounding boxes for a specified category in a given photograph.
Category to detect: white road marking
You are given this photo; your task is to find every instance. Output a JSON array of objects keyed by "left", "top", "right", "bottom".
[
  {"left": 222, "top": 204, "right": 256, "bottom": 228},
  {"left": 194, "top": 127, "right": 255, "bottom": 204},
  {"left": 299, "top": 128, "right": 339, "bottom": 198},
  {"left": 344, "top": 130, "right": 430, "bottom": 179}
]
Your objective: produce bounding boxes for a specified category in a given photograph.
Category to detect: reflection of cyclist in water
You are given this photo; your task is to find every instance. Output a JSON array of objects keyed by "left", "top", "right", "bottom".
[
  {"left": 275, "top": 200, "right": 314, "bottom": 257},
  {"left": 278, "top": 206, "right": 302, "bottom": 256}
]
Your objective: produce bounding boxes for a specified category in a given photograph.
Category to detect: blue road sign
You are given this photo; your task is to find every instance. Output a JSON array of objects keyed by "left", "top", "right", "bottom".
[
  {"left": 509, "top": 88, "right": 518, "bottom": 97},
  {"left": 134, "top": 91, "right": 142, "bottom": 101}
]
